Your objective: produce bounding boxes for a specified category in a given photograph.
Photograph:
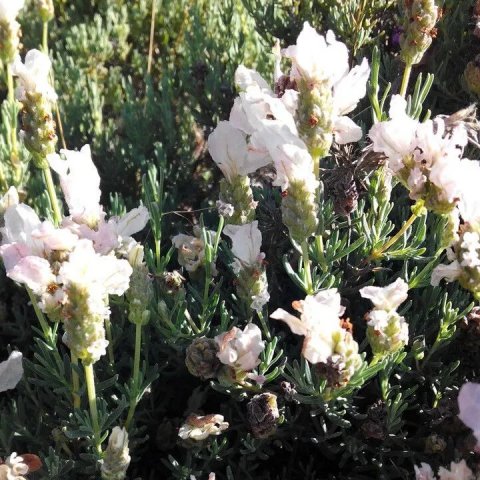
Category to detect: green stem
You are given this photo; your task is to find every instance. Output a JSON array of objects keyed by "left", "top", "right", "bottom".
[
  {"left": 314, "top": 234, "right": 328, "bottom": 273},
  {"left": 370, "top": 202, "right": 423, "bottom": 260},
  {"left": 125, "top": 322, "right": 142, "bottom": 430},
  {"left": 71, "top": 352, "right": 81, "bottom": 409},
  {"left": 42, "top": 21, "right": 49, "bottom": 54},
  {"left": 84, "top": 362, "right": 102, "bottom": 454},
  {"left": 105, "top": 318, "right": 115, "bottom": 365},
  {"left": 301, "top": 241, "right": 314, "bottom": 295},
  {"left": 26, "top": 287, "right": 52, "bottom": 340},
  {"left": 147, "top": 0, "right": 157, "bottom": 75},
  {"left": 42, "top": 167, "right": 62, "bottom": 226},
  {"left": 7, "top": 64, "right": 19, "bottom": 176},
  {"left": 399, "top": 63, "right": 412, "bottom": 98}
]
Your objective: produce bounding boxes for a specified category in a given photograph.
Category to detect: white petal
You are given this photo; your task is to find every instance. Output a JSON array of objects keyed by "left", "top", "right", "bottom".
[
  {"left": 223, "top": 221, "right": 262, "bottom": 266},
  {"left": 333, "top": 58, "right": 370, "bottom": 115},
  {"left": 431, "top": 261, "right": 462, "bottom": 286},
  {"left": 116, "top": 206, "right": 149, "bottom": 237},
  {"left": 0, "top": 351, "right": 23, "bottom": 392},
  {"left": 333, "top": 116, "right": 362, "bottom": 144},
  {"left": 270, "top": 308, "right": 308, "bottom": 336}
]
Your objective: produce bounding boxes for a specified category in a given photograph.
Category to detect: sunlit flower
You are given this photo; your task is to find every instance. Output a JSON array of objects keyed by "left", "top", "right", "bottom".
[
  {"left": 414, "top": 462, "right": 436, "bottom": 480},
  {"left": 271, "top": 289, "right": 345, "bottom": 363},
  {"left": 215, "top": 323, "right": 265, "bottom": 372},
  {"left": 360, "top": 278, "right": 409, "bottom": 355},
  {"left": 0, "top": 0, "right": 24, "bottom": 22},
  {"left": 437, "top": 460, "right": 474, "bottom": 480},
  {"left": 12, "top": 49, "right": 57, "bottom": 102},
  {"left": 178, "top": 414, "right": 229, "bottom": 441},
  {"left": 172, "top": 227, "right": 216, "bottom": 273},
  {"left": 100, "top": 427, "right": 131, "bottom": 480}
]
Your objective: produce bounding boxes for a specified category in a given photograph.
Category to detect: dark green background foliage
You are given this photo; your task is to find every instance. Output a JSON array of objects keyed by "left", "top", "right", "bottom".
[{"left": 1, "top": 1, "right": 480, "bottom": 479}]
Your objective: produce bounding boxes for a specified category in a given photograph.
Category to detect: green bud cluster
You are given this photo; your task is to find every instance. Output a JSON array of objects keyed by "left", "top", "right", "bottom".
[
  {"left": 366, "top": 314, "right": 408, "bottom": 356},
  {"left": 400, "top": 0, "right": 439, "bottom": 66},
  {"left": 464, "top": 56, "right": 480, "bottom": 97},
  {"left": 321, "top": 330, "right": 362, "bottom": 400},
  {"left": 20, "top": 91, "right": 57, "bottom": 169},
  {"left": 296, "top": 78, "right": 333, "bottom": 160},
  {"left": 35, "top": 0, "right": 55, "bottom": 23},
  {"left": 281, "top": 179, "right": 318, "bottom": 244},
  {"left": 62, "top": 284, "right": 107, "bottom": 365},
  {"left": 219, "top": 175, "right": 256, "bottom": 225},
  {"left": 127, "top": 263, "right": 154, "bottom": 326},
  {"left": 235, "top": 263, "right": 269, "bottom": 312},
  {"left": 0, "top": 19, "right": 21, "bottom": 65}
]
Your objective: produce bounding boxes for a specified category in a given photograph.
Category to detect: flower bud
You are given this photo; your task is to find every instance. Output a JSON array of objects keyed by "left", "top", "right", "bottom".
[
  {"left": 126, "top": 263, "right": 153, "bottom": 326},
  {"left": 219, "top": 176, "right": 257, "bottom": 225},
  {"left": 281, "top": 179, "right": 318, "bottom": 244},
  {"left": 399, "top": 0, "right": 439, "bottom": 66},
  {"left": 246, "top": 393, "right": 280, "bottom": 438},
  {"left": 157, "top": 270, "right": 185, "bottom": 297},
  {"left": 464, "top": 56, "right": 480, "bottom": 97},
  {"left": 62, "top": 284, "right": 108, "bottom": 365},
  {"left": 185, "top": 337, "right": 221, "bottom": 380},
  {"left": 100, "top": 427, "right": 131, "bottom": 480},
  {"left": 0, "top": 19, "right": 21, "bottom": 65},
  {"left": 34, "top": 0, "right": 54, "bottom": 22},
  {"left": 296, "top": 78, "right": 334, "bottom": 160}
]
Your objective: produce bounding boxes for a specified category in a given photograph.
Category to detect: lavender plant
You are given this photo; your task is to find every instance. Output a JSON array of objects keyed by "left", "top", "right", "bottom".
[{"left": 1, "top": 1, "right": 480, "bottom": 479}]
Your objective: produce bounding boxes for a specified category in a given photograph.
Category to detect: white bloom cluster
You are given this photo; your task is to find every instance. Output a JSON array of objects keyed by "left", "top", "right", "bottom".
[
  {"left": 360, "top": 278, "right": 409, "bottom": 355},
  {"left": 0, "top": 145, "right": 149, "bottom": 364},
  {"left": 223, "top": 221, "right": 270, "bottom": 311},
  {"left": 0, "top": 453, "right": 29, "bottom": 480},
  {"left": 283, "top": 22, "right": 370, "bottom": 144},
  {"left": 369, "top": 95, "right": 480, "bottom": 214},
  {"left": 207, "top": 23, "right": 368, "bottom": 239},
  {"left": 431, "top": 188, "right": 480, "bottom": 297},
  {"left": 178, "top": 414, "right": 229, "bottom": 441},
  {"left": 414, "top": 460, "right": 474, "bottom": 480},
  {"left": 215, "top": 323, "right": 265, "bottom": 373},
  {"left": 271, "top": 289, "right": 361, "bottom": 387},
  {"left": 100, "top": 427, "right": 131, "bottom": 480}
]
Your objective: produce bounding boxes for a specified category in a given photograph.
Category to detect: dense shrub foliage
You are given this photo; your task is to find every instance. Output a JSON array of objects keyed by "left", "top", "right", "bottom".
[{"left": 1, "top": 1, "right": 480, "bottom": 479}]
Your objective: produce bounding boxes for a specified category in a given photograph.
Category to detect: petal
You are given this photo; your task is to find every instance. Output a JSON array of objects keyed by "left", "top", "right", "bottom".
[
  {"left": 0, "top": 351, "right": 23, "bottom": 392},
  {"left": 270, "top": 308, "right": 308, "bottom": 336},
  {"left": 431, "top": 261, "right": 461, "bottom": 286},
  {"left": 116, "top": 206, "right": 150, "bottom": 237},
  {"left": 333, "top": 116, "right": 362, "bottom": 144}
]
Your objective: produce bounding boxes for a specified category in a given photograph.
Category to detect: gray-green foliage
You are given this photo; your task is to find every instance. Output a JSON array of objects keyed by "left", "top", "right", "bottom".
[{"left": 1, "top": 0, "right": 480, "bottom": 479}]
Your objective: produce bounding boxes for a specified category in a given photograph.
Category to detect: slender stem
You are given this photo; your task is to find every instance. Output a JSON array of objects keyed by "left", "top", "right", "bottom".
[
  {"left": 370, "top": 209, "right": 419, "bottom": 260},
  {"left": 84, "top": 362, "right": 102, "bottom": 454},
  {"left": 42, "top": 21, "right": 49, "bottom": 54},
  {"left": 26, "top": 287, "right": 51, "bottom": 340},
  {"left": 71, "top": 352, "right": 81, "bottom": 409},
  {"left": 105, "top": 318, "right": 115, "bottom": 365},
  {"left": 125, "top": 322, "right": 142, "bottom": 430},
  {"left": 7, "top": 64, "right": 19, "bottom": 173},
  {"left": 147, "top": 0, "right": 157, "bottom": 75},
  {"left": 42, "top": 167, "right": 62, "bottom": 225},
  {"left": 399, "top": 63, "right": 412, "bottom": 98},
  {"left": 301, "top": 241, "right": 314, "bottom": 294},
  {"left": 55, "top": 102, "right": 67, "bottom": 150},
  {"left": 315, "top": 234, "right": 328, "bottom": 273}
]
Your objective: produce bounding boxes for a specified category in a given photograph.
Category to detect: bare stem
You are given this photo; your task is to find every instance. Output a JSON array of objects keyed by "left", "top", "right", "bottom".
[
  {"left": 147, "top": 0, "right": 157, "bottom": 75},
  {"left": 71, "top": 352, "right": 81, "bottom": 409},
  {"left": 301, "top": 241, "right": 314, "bottom": 295},
  {"left": 125, "top": 322, "right": 142, "bottom": 430},
  {"left": 84, "top": 362, "right": 102, "bottom": 454},
  {"left": 399, "top": 63, "right": 412, "bottom": 98},
  {"left": 42, "top": 167, "right": 62, "bottom": 226}
]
